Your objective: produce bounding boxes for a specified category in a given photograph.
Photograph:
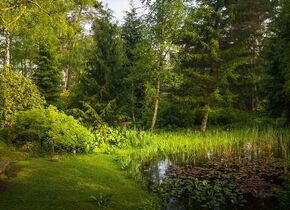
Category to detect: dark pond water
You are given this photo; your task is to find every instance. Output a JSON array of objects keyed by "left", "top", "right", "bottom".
[{"left": 142, "top": 145, "right": 290, "bottom": 210}]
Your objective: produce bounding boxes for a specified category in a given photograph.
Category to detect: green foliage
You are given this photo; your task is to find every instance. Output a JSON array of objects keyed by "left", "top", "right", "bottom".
[
  {"left": 89, "top": 193, "right": 112, "bottom": 207},
  {"left": 165, "top": 156, "right": 286, "bottom": 198},
  {"left": 94, "top": 124, "right": 148, "bottom": 151},
  {"left": 6, "top": 106, "right": 95, "bottom": 153},
  {"left": 158, "top": 99, "right": 195, "bottom": 128},
  {"left": 156, "top": 178, "right": 246, "bottom": 208},
  {"left": 137, "top": 199, "right": 161, "bottom": 210},
  {"left": 68, "top": 102, "right": 104, "bottom": 129},
  {"left": 273, "top": 177, "right": 290, "bottom": 209},
  {"left": 1, "top": 0, "right": 288, "bottom": 130},
  {"left": 176, "top": 0, "right": 252, "bottom": 130},
  {"left": 139, "top": 0, "right": 185, "bottom": 130},
  {"left": 127, "top": 42, "right": 159, "bottom": 128},
  {"left": 33, "top": 42, "right": 62, "bottom": 106},
  {"left": 66, "top": 105, "right": 149, "bottom": 153},
  {"left": 121, "top": 4, "right": 148, "bottom": 126},
  {"left": 0, "top": 69, "right": 45, "bottom": 127},
  {"left": 71, "top": 11, "right": 127, "bottom": 124},
  {"left": 264, "top": 0, "right": 290, "bottom": 123},
  {"left": 118, "top": 128, "right": 290, "bottom": 181},
  {"left": 227, "top": 0, "right": 276, "bottom": 113}
]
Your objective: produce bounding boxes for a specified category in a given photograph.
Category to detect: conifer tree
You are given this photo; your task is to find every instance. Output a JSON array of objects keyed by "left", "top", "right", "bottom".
[
  {"left": 122, "top": 1, "right": 146, "bottom": 125},
  {"left": 178, "top": 0, "right": 249, "bottom": 131},
  {"left": 73, "top": 11, "right": 126, "bottom": 123},
  {"left": 33, "top": 42, "right": 62, "bottom": 106},
  {"left": 231, "top": 0, "right": 277, "bottom": 112},
  {"left": 264, "top": 0, "right": 290, "bottom": 123}
]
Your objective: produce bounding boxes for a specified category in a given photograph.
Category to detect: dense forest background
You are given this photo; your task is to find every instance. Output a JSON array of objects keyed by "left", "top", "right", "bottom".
[{"left": 1, "top": 0, "right": 290, "bottom": 132}]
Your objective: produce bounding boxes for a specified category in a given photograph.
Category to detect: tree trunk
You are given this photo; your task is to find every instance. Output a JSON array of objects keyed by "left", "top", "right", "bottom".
[
  {"left": 150, "top": 75, "right": 160, "bottom": 130},
  {"left": 287, "top": 102, "right": 290, "bottom": 124},
  {"left": 131, "top": 82, "right": 136, "bottom": 126},
  {"left": 200, "top": 110, "right": 209, "bottom": 132},
  {"left": 251, "top": 84, "right": 258, "bottom": 111},
  {"left": 65, "top": 65, "right": 73, "bottom": 90},
  {"left": 4, "top": 30, "right": 11, "bottom": 68}
]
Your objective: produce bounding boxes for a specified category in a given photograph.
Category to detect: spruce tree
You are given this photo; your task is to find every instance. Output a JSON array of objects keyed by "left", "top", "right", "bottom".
[
  {"left": 33, "top": 42, "right": 62, "bottom": 106},
  {"left": 177, "top": 0, "right": 249, "bottom": 131},
  {"left": 231, "top": 0, "right": 277, "bottom": 112},
  {"left": 264, "top": 0, "right": 290, "bottom": 123},
  {"left": 122, "top": 2, "right": 146, "bottom": 125},
  {"left": 74, "top": 11, "right": 126, "bottom": 123}
]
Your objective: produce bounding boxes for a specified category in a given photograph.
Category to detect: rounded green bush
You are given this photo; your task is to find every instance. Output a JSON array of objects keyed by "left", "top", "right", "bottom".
[
  {"left": 0, "top": 69, "right": 45, "bottom": 127},
  {"left": 9, "top": 106, "right": 95, "bottom": 153}
]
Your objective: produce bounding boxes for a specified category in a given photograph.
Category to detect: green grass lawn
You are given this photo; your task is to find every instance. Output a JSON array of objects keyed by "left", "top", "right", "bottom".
[
  {"left": 0, "top": 144, "right": 156, "bottom": 210},
  {"left": 1, "top": 128, "right": 289, "bottom": 210}
]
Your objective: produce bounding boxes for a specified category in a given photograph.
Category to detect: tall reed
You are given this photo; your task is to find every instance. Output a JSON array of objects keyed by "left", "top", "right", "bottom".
[{"left": 117, "top": 127, "right": 290, "bottom": 178}]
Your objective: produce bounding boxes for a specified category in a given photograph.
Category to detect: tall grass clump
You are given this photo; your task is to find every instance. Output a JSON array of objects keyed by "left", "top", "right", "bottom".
[{"left": 116, "top": 127, "right": 290, "bottom": 178}]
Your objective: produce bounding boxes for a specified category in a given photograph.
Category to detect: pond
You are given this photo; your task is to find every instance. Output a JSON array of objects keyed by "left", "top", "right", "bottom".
[{"left": 142, "top": 142, "right": 290, "bottom": 210}]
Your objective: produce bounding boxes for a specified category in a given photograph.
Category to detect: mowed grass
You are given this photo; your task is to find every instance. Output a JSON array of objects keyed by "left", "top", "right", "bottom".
[
  {"left": 1, "top": 128, "right": 289, "bottom": 210},
  {"left": 0, "top": 152, "right": 156, "bottom": 210},
  {"left": 0, "top": 141, "right": 29, "bottom": 161}
]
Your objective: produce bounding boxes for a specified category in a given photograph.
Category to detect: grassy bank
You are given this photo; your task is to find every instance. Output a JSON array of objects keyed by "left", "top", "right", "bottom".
[
  {"left": 0, "top": 144, "right": 157, "bottom": 210},
  {"left": 1, "top": 127, "right": 289, "bottom": 210}
]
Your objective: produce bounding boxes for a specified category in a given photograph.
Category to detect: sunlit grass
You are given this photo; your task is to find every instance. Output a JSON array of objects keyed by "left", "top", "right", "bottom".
[
  {"left": 0, "top": 154, "right": 157, "bottom": 210},
  {"left": 0, "top": 127, "right": 289, "bottom": 209}
]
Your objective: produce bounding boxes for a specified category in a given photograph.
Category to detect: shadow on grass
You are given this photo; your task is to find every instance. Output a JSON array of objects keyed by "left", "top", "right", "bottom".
[{"left": 0, "top": 155, "right": 155, "bottom": 210}]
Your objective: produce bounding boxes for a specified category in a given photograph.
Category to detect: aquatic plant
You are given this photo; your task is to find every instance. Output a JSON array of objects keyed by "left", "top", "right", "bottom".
[
  {"left": 112, "top": 128, "right": 290, "bottom": 209},
  {"left": 165, "top": 156, "right": 289, "bottom": 197},
  {"left": 273, "top": 177, "right": 290, "bottom": 209},
  {"left": 155, "top": 178, "right": 246, "bottom": 208},
  {"left": 117, "top": 128, "right": 290, "bottom": 178}
]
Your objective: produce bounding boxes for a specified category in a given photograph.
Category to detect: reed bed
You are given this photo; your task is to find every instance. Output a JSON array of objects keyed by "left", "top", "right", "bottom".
[{"left": 117, "top": 127, "right": 290, "bottom": 178}]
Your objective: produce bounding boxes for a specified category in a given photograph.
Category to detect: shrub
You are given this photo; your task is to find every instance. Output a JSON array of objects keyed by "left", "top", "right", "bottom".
[
  {"left": 0, "top": 69, "right": 45, "bottom": 127},
  {"left": 6, "top": 106, "right": 95, "bottom": 153},
  {"left": 94, "top": 124, "right": 148, "bottom": 150}
]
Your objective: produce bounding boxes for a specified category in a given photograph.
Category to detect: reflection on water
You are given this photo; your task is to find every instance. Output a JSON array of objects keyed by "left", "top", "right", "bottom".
[
  {"left": 207, "top": 150, "right": 213, "bottom": 160},
  {"left": 144, "top": 159, "right": 172, "bottom": 184}
]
